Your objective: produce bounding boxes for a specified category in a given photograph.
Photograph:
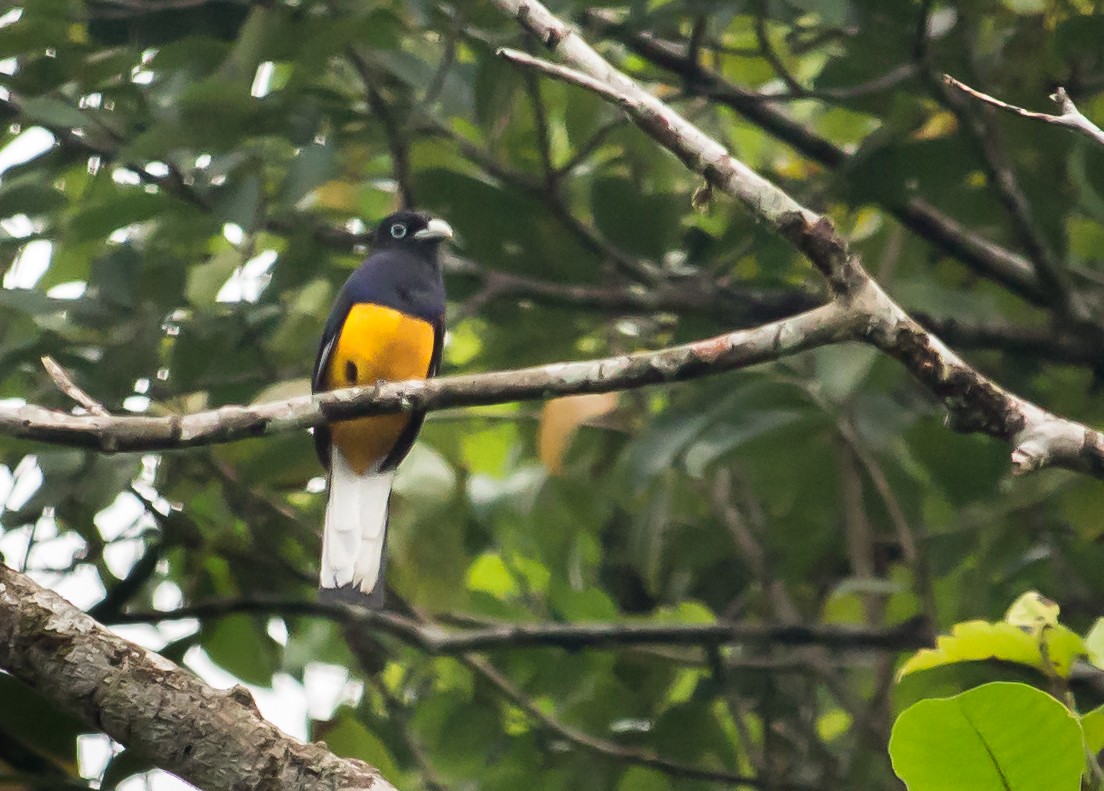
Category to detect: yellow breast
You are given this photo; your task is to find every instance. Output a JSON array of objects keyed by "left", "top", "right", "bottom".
[{"left": 323, "top": 303, "right": 436, "bottom": 475}]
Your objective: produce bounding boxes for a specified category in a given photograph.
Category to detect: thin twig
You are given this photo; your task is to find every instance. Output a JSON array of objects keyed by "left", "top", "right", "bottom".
[
  {"left": 41, "top": 356, "right": 110, "bottom": 416},
  {"left": 106, "top": 597, "right": 932, "bottom": 653},
  {"left": 462, "top": 652, "right": 816, "bottom": 789},
  {"left": 943, "top": 76, "right": 1104, "bottom": 147},
  {"left": 935, "top": 69, "right": 1084, "bottom": 320}
]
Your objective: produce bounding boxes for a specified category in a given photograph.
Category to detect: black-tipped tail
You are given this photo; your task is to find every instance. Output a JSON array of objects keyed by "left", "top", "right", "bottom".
[{"left": 319, "top": 581, "right": 386, "bottom": 609}]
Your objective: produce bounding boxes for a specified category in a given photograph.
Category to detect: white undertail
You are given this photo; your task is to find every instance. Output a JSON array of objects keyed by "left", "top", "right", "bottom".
[{"left": 321, "top": 450, "right": 395, "bottom": 602}]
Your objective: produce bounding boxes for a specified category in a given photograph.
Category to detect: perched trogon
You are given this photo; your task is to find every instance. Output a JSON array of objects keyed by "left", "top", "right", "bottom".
[{"left": 312, "top": 210, "right": 452, "bottom": 607}]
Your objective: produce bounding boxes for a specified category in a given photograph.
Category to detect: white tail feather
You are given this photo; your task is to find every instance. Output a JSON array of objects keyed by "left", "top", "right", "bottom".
[{"left": 321, "top": 450, "right": 394, "bottom": 598}]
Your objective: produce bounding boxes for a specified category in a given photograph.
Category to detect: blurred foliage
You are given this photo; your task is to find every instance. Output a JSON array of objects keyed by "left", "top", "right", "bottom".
[
  {"left": 0, "top": 0, "right": 1104, "bottom": 789},
  {"left": 891, "top": 594, "right": 1104, "bottom": 789}
]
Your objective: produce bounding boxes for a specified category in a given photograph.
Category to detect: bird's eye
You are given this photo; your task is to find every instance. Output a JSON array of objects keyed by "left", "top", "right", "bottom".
[{"left": 390, "top": 223, "right": 407, "bottom": 239}]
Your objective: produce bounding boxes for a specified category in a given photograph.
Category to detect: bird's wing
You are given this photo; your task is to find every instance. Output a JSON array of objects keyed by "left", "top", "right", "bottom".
[{"left": 311, "top": 299, "right": 349, "bottom": 469}]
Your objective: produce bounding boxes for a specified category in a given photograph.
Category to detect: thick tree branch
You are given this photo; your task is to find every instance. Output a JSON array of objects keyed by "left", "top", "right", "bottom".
[
  {"left": 0, "top": 563, "right": 396, "bottom": 791},
  {"left": 5, "top": 14, "right": 1104, "bottom": 477},
  {"left": 490, "top": 0, "right": 1104, "bottom": 477}
]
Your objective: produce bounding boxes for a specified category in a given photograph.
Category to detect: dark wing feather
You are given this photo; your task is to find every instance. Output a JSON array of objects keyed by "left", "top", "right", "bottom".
[
  {"left": 311, "top": 304, "right": 348, "bottom": 469},
  {"left": 379, "top": 317, "right": 444, "bottom": 471}
]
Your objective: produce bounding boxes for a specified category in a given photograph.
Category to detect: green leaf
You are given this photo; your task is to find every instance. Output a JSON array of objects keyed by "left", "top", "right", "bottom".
[
  {"left": 200, "top": 614, "right": 278, "bottom": 686},
  {"left": 1082, "top": 705, "right": 1104, "bottom": 755},
  {"left": 211, "top": 173, "right": 263, "bottom": 230},
  {"left": 898, "top": 620, "right": 1085, "bottom": 680},
  {"left": 590, "top": 176, "right": 681, "bottom": 260},
  {"left": 0, "top": 675, "right": 84, "bottom": 770},
  {"left": 466, "top": 553, "right": 517, "bottom": 598},
  {"left": 67, "top": 191, "right": 169, "bottom": 243},
  {"left": 1001, "top": 0, "right": 1046, "bottom": 13},
  {"left": 185, "top": 249, "right": 241, "bottom": 305},
  {"left": 280, "top": 141, "right": 335, "bottom": 207},
  {"left": 617, "top": 766, "right": 673, "bottom": 791},
  {"left": 317, "top": 709, "right": 400, "bottom": 780},
  {"left": 20, "top": 96, "right": 87, "bottom": 128},
  {"left": 0, "top": 178, "right": 67, "bottom": 218},
  {"left": 889, "top": 682, "right": 1083, "bottom": 791},
  {"left": 1085, "top": 619, "right": 1104, "bottom": 669}
]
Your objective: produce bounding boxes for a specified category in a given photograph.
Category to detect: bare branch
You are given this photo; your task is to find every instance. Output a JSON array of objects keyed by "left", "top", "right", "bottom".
[
  {"left": 943, "top": 76, "right": 1104, "bottom": 147},
  {"left": 108, "top": 596, "right": 931, "bottom": 653},
  {"left": 0, "top": 563, "right": 396, "bottom": 791},
  {"left": 935, "top": 74, "right": 1083, "bottom": 320},
  {"left": 587, "top": 23, "right": 1051, "bottom": 305},
  {"left": 40, "top": 356, "right": 110, "bottom": 416},
  {"left": 2, "top": 303, "right": 855, "bottom": 451},
  {"left": 490, "top": 0, "right": 1104, "bottom": 478}
]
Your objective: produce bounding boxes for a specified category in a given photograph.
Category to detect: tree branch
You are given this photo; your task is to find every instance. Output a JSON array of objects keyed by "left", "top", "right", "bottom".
[
  {"left": 5, "top": 16, "right": 1104, "bottom": 479},
  {"left": 943, "top": 76, "right": 1104, "bottom": 147},
  {"left": 0, "top": 563, "right": 396, "bottom": 791},
  {"left": 40, "top": 356, "right": 110, "bottom": 416},
  {"left": 461, "top": 651, "right": 818, "bottom": 789},
  {"left": 935, "top": 72, "right": 1086, "bottom": 321},
  {"left": 2, "top": 302, "right": 855, "bottom": 451},
  {"left": 490, "top": 0, "right": 1104, "bottom": 477},
  {"left": 106, "top": 596, "right": 932, "bottom": 653},
  {"left": 586, "top": 21, "right": 1053, "bottom": 306}
]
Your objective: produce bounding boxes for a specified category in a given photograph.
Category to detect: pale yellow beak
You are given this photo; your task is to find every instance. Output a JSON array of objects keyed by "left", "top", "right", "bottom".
[{"left": 413, "top": 218, "right": 454, "bottom": 241}]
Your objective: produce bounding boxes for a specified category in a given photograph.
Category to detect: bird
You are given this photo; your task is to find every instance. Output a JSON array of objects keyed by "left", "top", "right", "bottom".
[{"left": 312, "top": 209, "right": 452, "bottom": 607}]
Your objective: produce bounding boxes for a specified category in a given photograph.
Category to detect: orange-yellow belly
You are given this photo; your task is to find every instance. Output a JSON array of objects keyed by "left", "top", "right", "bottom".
[{"left": 324, "top": 303, "right": 436, "bottom": 474}]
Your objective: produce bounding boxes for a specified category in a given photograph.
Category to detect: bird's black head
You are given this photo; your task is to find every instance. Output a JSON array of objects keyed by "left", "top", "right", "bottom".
[{"left": 371, "top": 210, "right": 454, "bottom": 251}]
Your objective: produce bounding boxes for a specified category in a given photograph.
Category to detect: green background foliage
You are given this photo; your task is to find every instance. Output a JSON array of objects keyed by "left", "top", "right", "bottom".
[{"left": 1, "top": 0, "right": 1104, "bottom": 788}]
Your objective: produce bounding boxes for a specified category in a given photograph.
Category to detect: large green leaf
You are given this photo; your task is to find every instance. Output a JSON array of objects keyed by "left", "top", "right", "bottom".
[{"left": 889, "top": 682, "right": 1083, "bottom": 791}]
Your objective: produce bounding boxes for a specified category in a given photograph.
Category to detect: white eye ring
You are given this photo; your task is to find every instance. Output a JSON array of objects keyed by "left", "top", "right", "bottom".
[{"left": 390, "top": 223, "right": 407, "bottom": 239}]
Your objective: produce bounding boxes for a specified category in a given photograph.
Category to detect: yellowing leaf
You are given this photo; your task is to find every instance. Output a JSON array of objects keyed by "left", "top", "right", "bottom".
[
  {"left": 898, "top": 621, "right": 1039, "bottom": 678},
  {"left": 1005, "top": 591, "right": 1060, "bottom": 635},
  {"left": 911, "top": 111, "right": 958, "bottom": 141},
  {"left": 897, "top": 619, "right": 1086, "bottom": 680},
  {"left": 312, "top": 180, "right": 360, "bottom": 212},
  {"left": 538, "top": 392, "right": 618, "bottom": 474},
  {"left": 1084, "top": 618, "right": 1104, "bottom": 668}
]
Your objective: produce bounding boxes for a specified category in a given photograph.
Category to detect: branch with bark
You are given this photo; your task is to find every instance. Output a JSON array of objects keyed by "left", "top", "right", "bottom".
[
  {"left": 5, "top": 44, "right": 1104, "bottom": 480},
  {"left": 583, "top": 16, "right": 1071, "bottom": 308},
  {"left": 6, "top": 303, "right": 854, "bottom": 450},
  {"left": 487, "top": 0, "right": 1104, "bottom": 477},
  {"left": 0, "top": 563, "right": 396, "bottom": 791}
]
